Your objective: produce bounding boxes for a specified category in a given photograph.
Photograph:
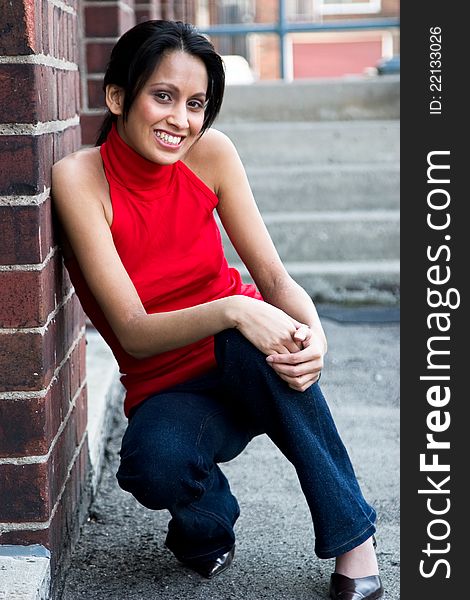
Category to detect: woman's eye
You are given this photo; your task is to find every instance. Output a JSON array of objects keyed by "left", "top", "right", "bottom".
[
  {"left": 188, "top": 100, "right": 204, "bottom": 110},
  {"left": 154, "top": 92, "right": 171, "bottom": 102}
]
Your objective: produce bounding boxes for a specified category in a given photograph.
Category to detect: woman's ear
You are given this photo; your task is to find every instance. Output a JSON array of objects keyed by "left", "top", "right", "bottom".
[{"left": 105, "top": 84, "right": 125, "bottom": 116}]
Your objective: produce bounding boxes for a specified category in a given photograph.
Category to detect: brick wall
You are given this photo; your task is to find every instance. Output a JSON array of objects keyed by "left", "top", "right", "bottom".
[
  {"left": 80, "top": 0, "right": 136, "bottom": 145},
  {"left": 0, "top": 0, "right": 87, "bottom": 581}
]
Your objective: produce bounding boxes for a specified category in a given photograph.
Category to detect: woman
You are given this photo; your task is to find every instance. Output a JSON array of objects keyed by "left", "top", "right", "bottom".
[{"left": 52, "top": 20, "right": 383, "bottom": 599}]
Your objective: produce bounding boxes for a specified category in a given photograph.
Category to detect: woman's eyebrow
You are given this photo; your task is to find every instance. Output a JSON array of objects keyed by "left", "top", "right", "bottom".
[
  {"left": 148, "top": 82, "right": 206, "bottom": 98},
  {"left": 148, "top": 81, "right": 178, "bottom": 90}
]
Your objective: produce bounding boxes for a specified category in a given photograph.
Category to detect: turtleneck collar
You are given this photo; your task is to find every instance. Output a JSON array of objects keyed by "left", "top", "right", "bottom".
[{"left": 100, "top": 122, "right": 175, "bottom": 192}]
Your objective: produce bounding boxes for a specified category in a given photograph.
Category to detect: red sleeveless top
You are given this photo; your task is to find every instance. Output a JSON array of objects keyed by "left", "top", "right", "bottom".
[{"left": 65, "top": 124, "right": 262, "bottom": 416}]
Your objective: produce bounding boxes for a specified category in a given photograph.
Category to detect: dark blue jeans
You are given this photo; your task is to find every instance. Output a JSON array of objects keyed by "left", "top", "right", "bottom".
[{"left": 116, "top": 329, "right": 376, "bottom": 563}]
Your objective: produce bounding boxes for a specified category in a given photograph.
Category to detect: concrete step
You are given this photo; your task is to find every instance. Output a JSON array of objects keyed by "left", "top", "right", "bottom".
[
  {"left": 219, "top": 209, "right": 399, "bottom": 263},
  {"left": 217, "top": 120, "right": 399, "bottom": 166},
  {"left": 246, "top": 163, "right": 399, "bottom": 212},
  {"left": 232, "top": 260, "right": 400, "bottom": 304},
  {"left": 215, "top": 116, "right": 400, "bottom": 304},
  {"left": 217, "top": 76, "right": 400, "bottom": 123}
]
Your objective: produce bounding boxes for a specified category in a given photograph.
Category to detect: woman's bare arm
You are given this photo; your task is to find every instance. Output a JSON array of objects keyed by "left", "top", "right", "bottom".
[{"left": 203, "top": 129, "right": 327, "bottom": 348}]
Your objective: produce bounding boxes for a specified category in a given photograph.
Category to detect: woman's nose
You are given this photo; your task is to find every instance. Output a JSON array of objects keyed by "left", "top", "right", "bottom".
[{"left": 167, "top": 102, "right": 189, "bottom": 129}]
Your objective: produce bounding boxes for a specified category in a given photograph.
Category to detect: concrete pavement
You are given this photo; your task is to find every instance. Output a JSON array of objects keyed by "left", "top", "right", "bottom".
[{"left": 58, "top": 308, "right": 399, "bottom": 600}]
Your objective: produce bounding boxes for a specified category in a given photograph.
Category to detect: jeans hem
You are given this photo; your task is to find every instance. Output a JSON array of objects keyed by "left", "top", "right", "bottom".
[
  {"left": 315, "top": 511, "right": 377, "bottom": 559},
  {"left": 169, "top": 541, "right": 235, "bottom": 565},
  {"left": 165, "top": 503, "right": 239, "bottom": 563}
]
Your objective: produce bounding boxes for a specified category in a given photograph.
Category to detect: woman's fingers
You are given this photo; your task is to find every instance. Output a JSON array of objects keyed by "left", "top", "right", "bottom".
[
  {"left": 268, "top": 358, "right": 320, "bottom": 378},
  {"left": 277, "top": 371, "right": 320, "bottom": 392},
  {"left": 266, "top": 339, "right": 323, "bottom": 391},
  {"left": 266, "top": 345, "right": 323, "bottom": 366},
  {"left": 293, "top": 324, "right": 311, "bottom": 344}
]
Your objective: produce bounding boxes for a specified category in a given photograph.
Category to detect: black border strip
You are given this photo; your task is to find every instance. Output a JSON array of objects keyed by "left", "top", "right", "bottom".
[{"left": 401, "top": 4, "right": 465, "bottom": 598}]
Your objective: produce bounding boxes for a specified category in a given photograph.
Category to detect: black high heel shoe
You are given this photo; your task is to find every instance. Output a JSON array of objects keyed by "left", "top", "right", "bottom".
[
  {"left": 329, "top": 536, "right": 383, "bottom": 599},
  {"left": 180, "top": 545, "right": 235, "bottom": 579},
  {"left": 328, "top": 573, "right": 384, "bottom": 599}
]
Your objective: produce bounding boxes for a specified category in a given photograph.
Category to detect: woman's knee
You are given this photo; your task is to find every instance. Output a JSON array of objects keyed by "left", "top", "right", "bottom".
[
  {"left": 214, "top": 328, "right": 266, "bottom": 372},
  {"left": 117, "top": 437, "right": 205, "bottom": 510}
]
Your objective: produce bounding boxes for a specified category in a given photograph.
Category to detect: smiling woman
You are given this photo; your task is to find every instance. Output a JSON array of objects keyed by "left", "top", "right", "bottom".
[{"left": 51, "top": 19, "right": 383, "bottom": 600}]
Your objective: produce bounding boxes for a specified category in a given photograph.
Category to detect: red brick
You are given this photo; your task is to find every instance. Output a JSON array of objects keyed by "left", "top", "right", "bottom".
[
  {"left": 85, "top": 5, "right": 136, "bottom": 38},
  {"left": 80, "top": 112, "right": 106, "bottom": 146},
  {"left": 0, "top": 254, "right": 66, "bottom": 328},
  {"left": 56, "top": 253, "right": 74, "bottom": 303},
  {"left": 0, "top": 271, "right": 45, "bottom": 329},
  {"left": 48, "top": 294, "right": 86, "bottom": 382},
  {"left": 0, "top": 397, "right": 47, "bottom": 457},
  {"left": 0, "top": 0, "right": 37, "bottom": 54},
  {"left": 40, "top": 0, "right": 53, "bottom": 57},
  {"left": 87, "top": 78, "right": 105, "bottom": 109},
  {"left": 69, "top": 341, "right": 81, "bottom": 401},
  {"left": 0, "top": 136, "right": 38, "bottom": 194},
  {"left": 0, "top": 201, "right": 53, "bottom": 266},
  {"left": 86, "top": 41, "right": 115, "bottom": 73},
  {"left": 0, "top": 64, "right": 53, "bottom": 123},
  {"left": 57, "top": 69, "right": 81, "bottom": 120},
  {"left": 0, "top": 462, "right": 50, "bottom": 521},
  {"left": 0, "top": 330, "right": 50, "bottom": 393},
  {"left": 0, "top": 388, "right": 87, "bottom": 522},
  {"left": 55, "top": 293, "right": 86, "bottom": 361},
  {"left": 78, "top": 332, "right": 87, "bottom": 384},
  {"left": 53, "top": 125, "right": 82, "bottom": 163},
  {"left": 50, "top": 351, "right": 71, "bottom": 429},
  {"left": 85, "top": 5, "right": 121, "bottom": 37},
  {"left": 53, "top": 5, "right": 78, "bottom": 63},
  {"left": 0, "top": 134, "right": 52, "bottom": 195}
]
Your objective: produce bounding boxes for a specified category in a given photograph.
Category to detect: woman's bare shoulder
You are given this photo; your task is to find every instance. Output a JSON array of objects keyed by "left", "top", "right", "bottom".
[
  {"left": 187, "top": 127, "right": 236, "bottom": 162},
  {"left": 52, "top": 147, "right": 104, "bottom": 191},
  {"left": 183, "top": 128, "right": 239, "bottom": 192},
  {"left": 52, "top": 146, "right": 110, "bottom": 217}
]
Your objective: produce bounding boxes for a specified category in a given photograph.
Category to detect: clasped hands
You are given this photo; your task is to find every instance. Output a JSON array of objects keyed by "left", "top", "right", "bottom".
[
  {"left": 266, "top": 324, "right": 325, "bottom": 392},
  {"left": 233, "top": 296, "right": 325, "bottom": 392}
]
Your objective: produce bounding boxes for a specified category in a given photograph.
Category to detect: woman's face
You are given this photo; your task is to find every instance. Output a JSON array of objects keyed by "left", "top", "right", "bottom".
[{"left": 114, "top": 51, "right": 209, "bottom": 165}]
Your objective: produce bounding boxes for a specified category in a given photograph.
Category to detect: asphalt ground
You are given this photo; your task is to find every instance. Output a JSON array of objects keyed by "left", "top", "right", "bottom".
[{"left": 59, "top": 309, "right": 400, "bottom": 600}]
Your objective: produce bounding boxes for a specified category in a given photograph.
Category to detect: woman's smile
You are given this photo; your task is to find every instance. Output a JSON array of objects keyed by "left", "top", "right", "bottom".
[{"left": 154, "top": 129, "right": 184, "bottom": 149}]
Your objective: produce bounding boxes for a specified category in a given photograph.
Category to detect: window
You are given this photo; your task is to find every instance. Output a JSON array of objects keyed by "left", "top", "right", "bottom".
[
  {"left": 287, "top": 0, "right": 381, "bottom": 21},
  {"left": 318, "top": 0, "right": 381, "bottom": 15},
  {"left": 287, "top": 0, "right": 316, "bottom": 21}
]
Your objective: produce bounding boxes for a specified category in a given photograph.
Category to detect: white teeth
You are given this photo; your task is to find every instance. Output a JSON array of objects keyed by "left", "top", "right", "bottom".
[{"left": 155, "top": 130, "right": 182, "bottom": 145}]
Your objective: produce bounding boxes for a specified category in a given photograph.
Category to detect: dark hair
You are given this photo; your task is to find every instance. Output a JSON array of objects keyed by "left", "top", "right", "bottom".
[{"left": 96, "top": 20, "right": 225, "bottom": 145}]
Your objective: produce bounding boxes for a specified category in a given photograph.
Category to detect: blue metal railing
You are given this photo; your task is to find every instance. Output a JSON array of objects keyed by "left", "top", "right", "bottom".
[{"left": 198, "top": 1, "right": 399, "bottom": 80}]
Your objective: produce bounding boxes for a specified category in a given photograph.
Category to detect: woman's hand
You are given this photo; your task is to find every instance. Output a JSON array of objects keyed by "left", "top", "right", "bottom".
[
  {"left": 230, "top": 296, "right": 306, "bottom": 356},
  {"left": 265, "top": 325, "right": 326, "bottom": 392}
]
